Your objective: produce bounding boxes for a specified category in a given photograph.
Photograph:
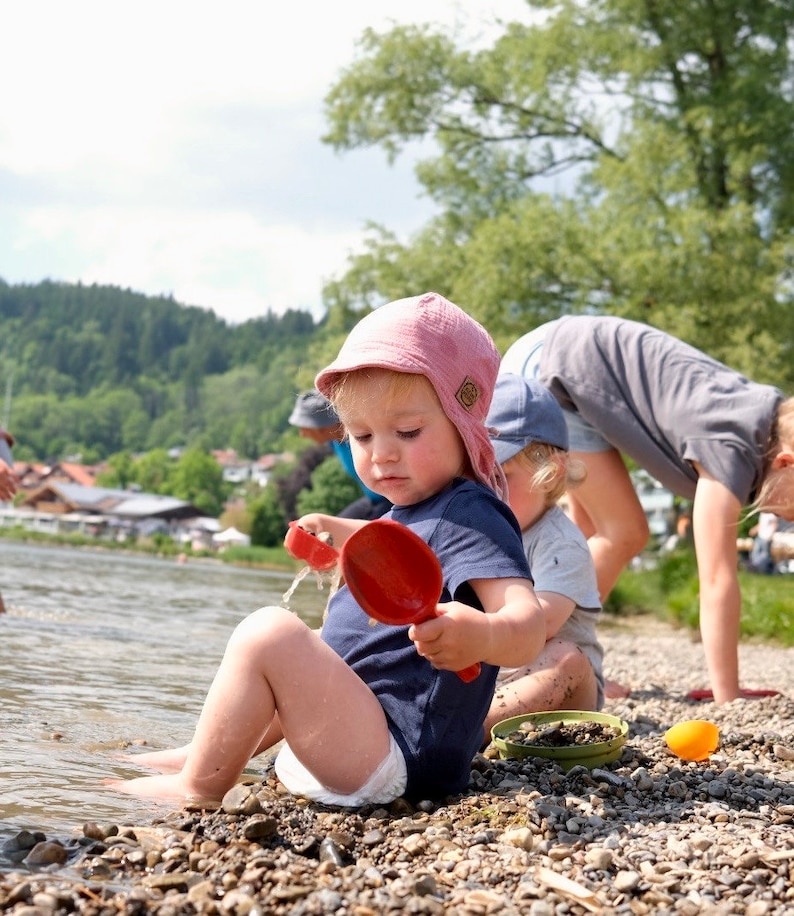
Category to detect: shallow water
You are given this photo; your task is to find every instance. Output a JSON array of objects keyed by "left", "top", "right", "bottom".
[{"left": 0, "top": 541, "right": 328, "bottom": 854}]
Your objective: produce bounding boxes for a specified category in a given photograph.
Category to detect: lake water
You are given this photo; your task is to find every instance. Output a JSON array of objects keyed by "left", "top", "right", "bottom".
[{"left": 0, "top": 541, "right": 328, "bottom": 861}]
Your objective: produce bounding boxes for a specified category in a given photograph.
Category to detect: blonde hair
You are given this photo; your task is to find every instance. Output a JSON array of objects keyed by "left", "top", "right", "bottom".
[
  {"left": 753, "top": 396, "right": 794, "bottom": 513},
  {"left": 326, "top": 367, "right": 476, "bottom": 479},
  {"left": 775, "top": 396, "right": 794, "bottom": 451},
  {"left": 505, "top": 441, "right": 587, "bottom": 506},
  {"left": 328, "top": 367, "right": 422, "bottom": 421}
]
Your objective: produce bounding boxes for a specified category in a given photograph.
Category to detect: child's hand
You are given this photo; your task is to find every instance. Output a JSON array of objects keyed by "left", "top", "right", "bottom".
[
  {"left": 293, "top": 513, "right": 329, "bottom": 536},
  {"left": 288, "top": 515, "right": 370, "bottom": 552},
  {"left": 408, "top": 602, "right": 487, "bottom": 672}
]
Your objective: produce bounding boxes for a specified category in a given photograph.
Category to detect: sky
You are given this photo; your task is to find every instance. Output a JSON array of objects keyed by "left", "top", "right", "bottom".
[{"left": 1, "top": 1, "right": 532, "bottom": 325}]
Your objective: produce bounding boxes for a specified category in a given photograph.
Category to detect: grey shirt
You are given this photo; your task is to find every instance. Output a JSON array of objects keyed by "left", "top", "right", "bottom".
[
  {"left": 498, "top": 505, "right": 604, "bottom": 707},
  {"left": 538, "top": 316, "right": 782, "bottom": 503}
]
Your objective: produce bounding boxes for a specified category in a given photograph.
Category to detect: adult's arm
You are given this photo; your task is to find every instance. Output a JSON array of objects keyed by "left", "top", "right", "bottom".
[
  {"left": 0, "top": 462, "right": 15, "bottom": 501},
  {"left": 691, "top": 467, "right": 743, "bottom": 703}
]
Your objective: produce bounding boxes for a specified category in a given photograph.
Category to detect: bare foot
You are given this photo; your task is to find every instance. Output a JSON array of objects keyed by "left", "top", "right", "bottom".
[
  {"left": 604, "top": 678, "right": 631, "bottom": 700},
  {"left": 115, "top": 745, "right": 191, "bottom": 773},
  {"left": 106, "top": 772, "right": 219, "bottom": 806}
]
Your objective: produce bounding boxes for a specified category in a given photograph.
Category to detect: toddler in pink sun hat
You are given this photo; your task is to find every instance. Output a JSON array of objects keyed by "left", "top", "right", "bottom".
[
  {"left": 112, "top": 292, "right": 543, "bottom": 807},
  {"left": 316, "top": 292, "right": 506, "bottom": 498}
]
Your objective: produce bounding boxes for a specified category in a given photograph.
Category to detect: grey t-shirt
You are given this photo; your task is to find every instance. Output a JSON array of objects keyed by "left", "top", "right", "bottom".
[
  {"left": 538, "top": 316, "right": 782, "bottom": 503},
  {"left": 498, "top": 505, "right": 604, "bottom": 707}
]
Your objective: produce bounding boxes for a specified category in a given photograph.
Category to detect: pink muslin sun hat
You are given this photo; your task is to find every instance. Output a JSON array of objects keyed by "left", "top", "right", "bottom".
[{"left": 315, "top": 292, "right": 505, "bottom": 496}]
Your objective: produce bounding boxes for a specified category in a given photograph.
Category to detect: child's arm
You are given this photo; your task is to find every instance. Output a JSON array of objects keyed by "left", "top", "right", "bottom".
[
  {"left": 291, "top": 513, "right": 369, "bottom": 550},
  {"left": 536, "top": 591, "right": 577, "bottom": 641}
]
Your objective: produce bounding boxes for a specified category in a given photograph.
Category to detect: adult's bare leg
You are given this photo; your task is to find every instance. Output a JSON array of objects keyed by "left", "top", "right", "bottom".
[
  {"left": 566, "top": 448, "right": 650, "bottom": 601},
  {"left": 566, "top": 448, "right": 649, "bottom": 700}
]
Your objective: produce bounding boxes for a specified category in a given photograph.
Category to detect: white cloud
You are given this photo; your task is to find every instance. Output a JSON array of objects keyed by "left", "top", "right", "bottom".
[{"left": 0, "top": 0, "right": 531, "bottom": 323}]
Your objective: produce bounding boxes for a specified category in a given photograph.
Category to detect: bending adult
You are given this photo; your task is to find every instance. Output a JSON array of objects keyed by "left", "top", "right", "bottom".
[{"left": 502, "top": 315, "right": 794, "bottom": 704}]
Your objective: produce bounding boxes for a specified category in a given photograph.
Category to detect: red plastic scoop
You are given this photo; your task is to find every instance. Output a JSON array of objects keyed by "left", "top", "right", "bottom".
[
  {"left": 285, "top": 518, "right": 481, "bottom": 682},
  {"left": 285, "top": 521, "right": 339, "bottom": 571}
]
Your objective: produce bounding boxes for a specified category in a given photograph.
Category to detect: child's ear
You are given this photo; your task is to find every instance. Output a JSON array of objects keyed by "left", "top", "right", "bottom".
[{"left": 772, "top": 449, "right": 794, "bottom": 470}]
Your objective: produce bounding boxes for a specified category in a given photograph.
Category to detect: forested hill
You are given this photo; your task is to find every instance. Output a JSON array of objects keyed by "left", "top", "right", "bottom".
[{"left": 0, "top": 279, "right": 330, "bottom": 462}]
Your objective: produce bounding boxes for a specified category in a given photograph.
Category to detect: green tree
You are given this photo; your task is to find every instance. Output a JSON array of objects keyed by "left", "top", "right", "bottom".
[
  {"left": 249, "top": 486, "right": 288, "bottom": 547},
  {"left": 169, "top": 447, "right": 227, "bottom": 516},
  {"left": 0, "top": 280, "right": 326, "bottom": 463},
  {"left": 134, "top": 448, "right": 174, "bottom": 493},
  {"left": 296, "top": 456, "right": 362, "bottom": 517},
  {"left": 96, "top": 451, "right": 136, "bottom": 489},
  {"left": 322, "top": 1, "right": 794, "bottom": 387}
]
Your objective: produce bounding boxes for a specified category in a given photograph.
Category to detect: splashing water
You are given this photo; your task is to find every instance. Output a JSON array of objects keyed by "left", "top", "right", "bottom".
[
  {"left": 281, "top": 565, "right": 342, "bottom": 617},
  {"left": 281, "top": 565, "right": 312, "bottom": 607}
]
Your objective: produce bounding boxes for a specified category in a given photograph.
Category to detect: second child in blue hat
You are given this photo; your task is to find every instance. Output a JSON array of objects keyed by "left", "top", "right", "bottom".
[{"left": 482, "top": 374, "right": 605, "bottom": 741}]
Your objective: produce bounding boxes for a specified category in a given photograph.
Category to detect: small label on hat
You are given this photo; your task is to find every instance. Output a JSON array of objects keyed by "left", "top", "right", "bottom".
[{"left": 456, "top": 377, "right": 480, "bottom": 411}]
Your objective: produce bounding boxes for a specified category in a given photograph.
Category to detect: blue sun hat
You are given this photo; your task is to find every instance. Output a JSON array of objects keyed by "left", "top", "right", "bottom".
[{"left": 487, "top": 373, "right": 569, "bottom": 463}]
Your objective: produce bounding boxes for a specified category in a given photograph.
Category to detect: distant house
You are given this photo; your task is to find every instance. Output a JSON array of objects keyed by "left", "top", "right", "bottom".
[
  {"left": 12, "top": 482, "right": 203, "bottom": 538},
  {"left": 210, "top": 448, "right": 248, "bottom": 484},
  {"left": 40, "top": 461, "right": 98, "bottom": 487},
  {"left": 14, "top": 461, "right": 50, "bottom": 491},
  {"left": 14, "top": 460, "right": 98, "bottom": 493},
  {"left": 251, "top": 453, "right": 290, "bottom": 487},
  {"left": 212, "top": 449, "right": 294, "bottom": 487}
]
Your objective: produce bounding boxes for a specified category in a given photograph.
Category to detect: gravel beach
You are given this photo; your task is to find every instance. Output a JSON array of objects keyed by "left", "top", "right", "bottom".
[{"left": 2, "top": 614, "right": 792, "bottom": 915}]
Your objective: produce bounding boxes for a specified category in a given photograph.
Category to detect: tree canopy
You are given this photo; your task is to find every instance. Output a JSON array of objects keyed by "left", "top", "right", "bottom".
[
  {"left": 322, "top": 0, "right": 794, "bottom": 388},
  {"left": 0, "top": 280, "right": 328, "bottom": 461}
]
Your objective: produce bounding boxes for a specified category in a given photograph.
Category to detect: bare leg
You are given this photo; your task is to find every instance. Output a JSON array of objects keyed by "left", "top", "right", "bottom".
[
  {"left": 122, "top": 715, "right": 285, "bottom": 775},
  {"left": 483, "top": 640, "right": 598, "bottom": 741},
  {"left": 111, "top": 606, "right": 391, "bottom": 803},
  {"left": 120, "top": 744, "right": 192, "bottom": 773},
  {"left": 566, "top": 448, "right": 650, "bottom": 600},
  {"left": 566, "top": 448, "right": 647, "bottom": 701}
]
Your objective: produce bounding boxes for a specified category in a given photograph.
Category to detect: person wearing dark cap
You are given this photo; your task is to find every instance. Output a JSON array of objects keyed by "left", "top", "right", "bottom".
[
  {"left": 288, "top": 389, "right": 391, "bottom": 520},
  {"left": 482, "top": 373, "right": 606, "bottom": 740},
  {"left": 0, "top": 428, "right": 16, "bottom": 502}
]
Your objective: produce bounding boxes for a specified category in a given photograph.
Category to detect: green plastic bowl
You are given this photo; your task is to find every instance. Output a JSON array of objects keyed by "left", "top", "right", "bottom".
[{"left": 491, "top": 710, "right": 629, "bottom": 770}]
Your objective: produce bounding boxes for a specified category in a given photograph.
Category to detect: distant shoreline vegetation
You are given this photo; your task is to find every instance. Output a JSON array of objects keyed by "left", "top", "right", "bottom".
[{"left": 0, "top": 524, "right": 295, "bottom": 573}]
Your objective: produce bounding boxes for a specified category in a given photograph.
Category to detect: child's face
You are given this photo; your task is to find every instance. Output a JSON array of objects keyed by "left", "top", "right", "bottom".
[
  {"left": 342, "top": 371, "right": 467, "bottom": 507},
  {"left": 502, "top": 459, "right": 549, "bottom": 530}
]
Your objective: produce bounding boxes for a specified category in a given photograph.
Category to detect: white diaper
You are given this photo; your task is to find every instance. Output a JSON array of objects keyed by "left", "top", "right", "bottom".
[{"left": 274, "top": 733, "right": 407, "bottom": 806}]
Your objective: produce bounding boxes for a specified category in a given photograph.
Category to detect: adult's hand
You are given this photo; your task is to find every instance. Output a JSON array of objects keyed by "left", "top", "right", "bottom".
[{"left": 0, "top": 460, "right": 16, "bottom": 501}]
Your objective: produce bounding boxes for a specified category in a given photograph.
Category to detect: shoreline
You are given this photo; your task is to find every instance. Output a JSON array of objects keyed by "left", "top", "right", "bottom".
[{"left": 2, "top": 615, "right": 792, "bottom": 913}]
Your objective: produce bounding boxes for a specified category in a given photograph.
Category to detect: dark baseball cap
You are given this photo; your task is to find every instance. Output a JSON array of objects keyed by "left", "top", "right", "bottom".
[{"left": 288, "top": 389, "right": 340, "bottom": 429}]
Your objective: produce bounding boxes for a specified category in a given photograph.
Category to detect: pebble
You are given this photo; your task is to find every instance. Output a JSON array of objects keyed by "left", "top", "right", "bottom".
[{"left": 1, "top": 616, "right": 793, "bottom": 914}]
